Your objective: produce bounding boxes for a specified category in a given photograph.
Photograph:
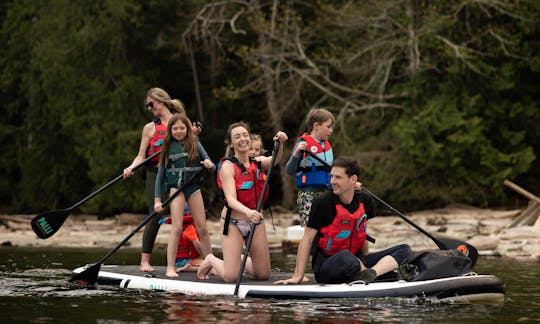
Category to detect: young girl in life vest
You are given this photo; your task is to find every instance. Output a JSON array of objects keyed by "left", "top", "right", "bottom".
[
  {"left": 154, "top": 113, "right": 215, "bottom": 278},
  {"left": 197, "top": 122, "right": 288, "bottom": 282},
  {"left": 285, "top": 108, "right": 335, "bottom": 226},
  {"left": 249, "top": 134, "right": 266, "bottom": 158}
]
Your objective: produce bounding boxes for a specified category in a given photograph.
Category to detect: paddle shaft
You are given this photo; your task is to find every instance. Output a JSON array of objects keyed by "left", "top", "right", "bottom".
[
  {"left": 302, "top": 150, "right": 444, "bottom": 249},
  {"left": 31, "top": 151, "right": 161, "bottom": 239},
  {"left": 360, "top": 187, "right": 478, "bottom": 265},
  {"left": 71, "top": 151, "right": 160, "bottom": 210},
  {"left": 234, "top": 141, "right": 280, "bottom": 296},
  {"left": 70, "top": 168, "right": 205, "bottom": 284},
  {"left": 360, "top": 188, "right": 444, "bottom": 249},
  {"left": 96, "top": 169, "right": 204, "bottom": 264}
]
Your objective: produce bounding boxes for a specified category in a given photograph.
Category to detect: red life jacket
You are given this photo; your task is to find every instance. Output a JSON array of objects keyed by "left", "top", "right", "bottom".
[
  {"left": 147, "top": 119, "right": 167, "bottom": 164},
  {"left": 217, "top": 157, "right": 268, "bottom": 235},
  {"left": 318, "top": 203, "right": 368, "bottom": 255},
  {"left": 296, "top": 134, "right": 333, "bottom": 187},
  {"left": 175, "top": 215, "right": 200, "bottom": 259},
  {"left": 301, "top": 133, "right": 332, "bottom": 155}
]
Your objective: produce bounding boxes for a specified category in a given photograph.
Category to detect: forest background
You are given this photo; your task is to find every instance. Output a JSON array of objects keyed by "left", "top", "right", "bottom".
[{"left": 1, "top": 0, "right": 539, "bottom": 218}]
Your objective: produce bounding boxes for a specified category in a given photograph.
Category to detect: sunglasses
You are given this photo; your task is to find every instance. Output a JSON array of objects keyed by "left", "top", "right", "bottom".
[{"left": 145, "top": 101, "right": 154, "bottom": 109}]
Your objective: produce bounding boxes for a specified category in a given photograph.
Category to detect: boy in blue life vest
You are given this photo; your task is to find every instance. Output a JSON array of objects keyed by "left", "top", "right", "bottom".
[
  {"left": 286, "top": 108, "right": 335, "bottom": 226},
  {"left": 275, "top": 157, "right": 412, "bottom": 285}
]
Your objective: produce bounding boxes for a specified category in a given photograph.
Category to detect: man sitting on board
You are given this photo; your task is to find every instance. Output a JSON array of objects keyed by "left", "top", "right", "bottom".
[{"left": 275, "top": 156, "right": 412, "bottom": 285}]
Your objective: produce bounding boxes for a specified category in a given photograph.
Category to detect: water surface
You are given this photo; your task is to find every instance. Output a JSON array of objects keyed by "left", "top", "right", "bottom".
[{"left": 1, "top": 247, "right": 538, "bottom": 323}]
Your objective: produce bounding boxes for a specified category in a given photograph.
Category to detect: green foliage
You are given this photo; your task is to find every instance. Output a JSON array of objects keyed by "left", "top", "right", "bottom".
[
  {"left": 1, "top": 0, "right": 539, "bottom": 215},
  {"left": 394, "top": 87, "right": 535, "bottom": 205},
  {"left": 389, "top": 0, "right": 540, "bottom": 207}
]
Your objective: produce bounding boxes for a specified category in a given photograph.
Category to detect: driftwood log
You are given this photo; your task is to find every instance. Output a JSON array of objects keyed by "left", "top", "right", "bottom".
[{"left": 504, "top": 179, "right": 540, "bottom": 228}]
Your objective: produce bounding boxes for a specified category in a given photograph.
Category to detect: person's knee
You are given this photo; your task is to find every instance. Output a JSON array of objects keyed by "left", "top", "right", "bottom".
[
  {"left": 334, "top": 250, "right": 359, "bottom": 266},
  {"left": 222, "top": 272, "right": 239, "bottom": 283},
  {"left": 253, "top": 266, "right": 271, "bottom": 280},
  {"left": 397, "top": 244, "right": 413, "bottom": 254},
  {"left": 317, "top": 250, "right": 360, "bottom": 283},
  {"left": 392, "top": 244, "right": 413, "bottom": 265},
  {"left": 196, "top": 227, "right": 209, "bottom": 237},
  {"left": 171, "top": 226, "right": 183, "bottom": 236},
  {"left": 254, "top": 271, "right": 270, "bottom": 281}
]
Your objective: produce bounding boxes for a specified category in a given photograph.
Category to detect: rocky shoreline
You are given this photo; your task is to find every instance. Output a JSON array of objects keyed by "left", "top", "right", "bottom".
[{"left": 1, "top": 204, "right": 539, "bottom": 262}]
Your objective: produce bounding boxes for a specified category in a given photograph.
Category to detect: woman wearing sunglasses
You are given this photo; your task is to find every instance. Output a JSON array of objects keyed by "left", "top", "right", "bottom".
[{"left": 123, "top": 87, "right": 201, "bottom": 272}]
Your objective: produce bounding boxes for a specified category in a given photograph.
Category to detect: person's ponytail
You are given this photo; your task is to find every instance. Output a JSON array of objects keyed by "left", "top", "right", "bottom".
[{"left": 169, "top": 99, "right": 186, "bottom": 115}]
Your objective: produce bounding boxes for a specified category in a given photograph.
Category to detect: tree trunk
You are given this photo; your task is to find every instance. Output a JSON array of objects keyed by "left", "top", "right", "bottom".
[
  {"left": 406, "top": 0, "right": 420, "bottom": 77},
  {"left": 254, "top": 0, "right": 295, "bottom": 208}
]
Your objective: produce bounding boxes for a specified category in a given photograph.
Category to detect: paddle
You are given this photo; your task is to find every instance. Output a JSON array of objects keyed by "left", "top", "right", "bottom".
[
  {"left": 234, "top": 140, "right": 281, "bottom": 296},
  {"left": 302, "top": 150, "right": 479, "bottom": 267},
  {"left": 361, "top": 188, "right": 479, "bottom": 267},
  {"left": 70, "top": 168, "right": 205, "bottom": 285},
  {"left": 31, "top": 151, "right": 160, "bottom": 239}
]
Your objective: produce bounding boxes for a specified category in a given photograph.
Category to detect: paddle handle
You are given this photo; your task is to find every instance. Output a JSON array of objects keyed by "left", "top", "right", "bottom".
[
  {"left": 255, "top": 142, "right": 280, "bottom": 212},
  {"left": 234, "top": 141, "right": 280, "bottom": 296},
  {"left": 71, "top": 151, "right": 160, "bottom": 210}
]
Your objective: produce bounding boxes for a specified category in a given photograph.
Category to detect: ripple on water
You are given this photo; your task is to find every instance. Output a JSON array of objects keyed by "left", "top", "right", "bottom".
[{"left": 0, "top": 268, "right": 123, "bottom": 298}]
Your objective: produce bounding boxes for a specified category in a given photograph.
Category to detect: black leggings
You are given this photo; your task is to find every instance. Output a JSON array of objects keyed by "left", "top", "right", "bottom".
[
  {"left": 315, "top": 244, "right": 412, "bottom": 284},
  {"left": 142, "top": 169, "right": 167, "bottom": 254}
]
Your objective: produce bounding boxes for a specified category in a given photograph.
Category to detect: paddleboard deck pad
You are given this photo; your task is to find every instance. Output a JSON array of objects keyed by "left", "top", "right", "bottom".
[{"left": 73, "top": 265, "right": 504, "bottom": 302}]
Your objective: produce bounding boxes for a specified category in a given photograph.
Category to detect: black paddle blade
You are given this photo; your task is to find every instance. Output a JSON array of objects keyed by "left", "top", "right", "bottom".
[
  {"left": 69, "top": 263, "right": 102, "bottom": 285},
  {"left": 437, "top": 237, "right": 479, "bottom": 267},
  {"left": 31, "top": 209, "right": 71, "bottom": 239}
]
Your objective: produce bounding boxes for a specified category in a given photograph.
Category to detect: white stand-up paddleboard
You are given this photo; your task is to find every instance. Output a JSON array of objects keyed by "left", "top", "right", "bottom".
[{"left": 73, "top": 265, "right": 504, "bottom": 303}]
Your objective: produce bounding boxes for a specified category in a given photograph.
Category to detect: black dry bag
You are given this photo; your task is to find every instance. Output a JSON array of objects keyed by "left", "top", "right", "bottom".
[{"left": 397, "top": 249, "right": 472, "bottom": 282}]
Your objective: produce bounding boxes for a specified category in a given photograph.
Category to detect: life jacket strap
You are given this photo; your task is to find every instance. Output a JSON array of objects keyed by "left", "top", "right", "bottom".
[
  {"left": 169, "top": 152, "right": 189, "bottom": 161},
  {"left": 168, "top": 166, "right": 203, "bottom": 173},
  {"left": 296, "top": 165, "right": 329, "bottom": 173},
  {"left": 223, "top": 202, "right": 232, "bottom": 236}
]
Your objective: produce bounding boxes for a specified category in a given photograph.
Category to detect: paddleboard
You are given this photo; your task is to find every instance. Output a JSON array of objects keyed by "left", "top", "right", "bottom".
[{"left": 72, "top": 265, "right": 504, "bottom": 302}]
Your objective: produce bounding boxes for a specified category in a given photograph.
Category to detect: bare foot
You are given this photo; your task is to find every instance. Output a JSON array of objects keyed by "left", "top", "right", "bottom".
[
  {"left": 139, "top": 262, "right": 155, "bottom": 272},
  {"left": 175, "top": 263, "right": 191, "bottom": 273},
  {"left": 139, "top": 253, "right": 154, "bottom": 272},
  {"left": 197, "top": 254, "right": 214, "bottom": 280},
  {"left": 166, "top": 268, "right": 180, "bottom": 278}
]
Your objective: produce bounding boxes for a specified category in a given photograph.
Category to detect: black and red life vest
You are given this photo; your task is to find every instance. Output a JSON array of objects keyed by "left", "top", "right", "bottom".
[
  {"left": 147, "top": 119, "right": 167, "bottom": 164},
  {"left": 318, "top": 203, "right": 368, "bottom": 255},
  {"left": 217, "top": 157, "right": 269, "bottom": 235},
  {"left": 295, "top": 133, "right": 333, "bottom": 187}
]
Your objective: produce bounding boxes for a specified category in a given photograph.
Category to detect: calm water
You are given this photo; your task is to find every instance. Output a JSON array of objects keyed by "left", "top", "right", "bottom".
[{"left": 1, "top": 246, "right": 539, "bottom": 323}]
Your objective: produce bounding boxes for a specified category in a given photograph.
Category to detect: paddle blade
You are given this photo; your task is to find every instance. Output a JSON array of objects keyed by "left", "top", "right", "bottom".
[
  {"left": 31, "top": 209, "right": 71, "bottom": 239},
  {"left": 70, "top": 263, "right": 102, "bottom": 285},
  {"left": 436, "top": 237, "right": 479, "bottom": 267}
]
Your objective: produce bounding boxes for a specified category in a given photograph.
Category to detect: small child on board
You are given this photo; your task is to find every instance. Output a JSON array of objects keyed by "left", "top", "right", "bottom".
[
  {"left": 159, "top": 206, "right": 204, "bottom": 272},
  {"left": 249, "top": 134, "right": 266, "bottom": 158},
  {"left": 154, "top": 113, "right": 215, "bottom": 277},
  {"left": 285, "top": 108, "right": 335, "bottom": 226}
]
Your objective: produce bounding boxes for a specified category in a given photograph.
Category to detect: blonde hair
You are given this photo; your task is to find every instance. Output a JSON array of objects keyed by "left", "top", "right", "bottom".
[
  {"left": 224, "top": 121, "right": 251, "bottom": 158},
  {"left": 251, "top": 134, "right": 266, "bottom": 155},
  {"left": 146, "top": 87, "right": 186, "bottom": 115},
  {"left": 306, "top": 108, "right": 335, "bottom": 133},
  {"left": 158, "top": 114, "right": 199, "bottom": 167}
]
